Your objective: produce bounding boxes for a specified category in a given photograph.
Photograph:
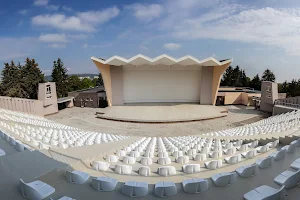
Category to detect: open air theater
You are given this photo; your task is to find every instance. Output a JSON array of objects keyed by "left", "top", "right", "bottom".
[
  {"left": 91, "top": 54, "right": 231, "bottom": 122},
  {"left": 0, "top": 54, "right": 300, "bottom": 200}
]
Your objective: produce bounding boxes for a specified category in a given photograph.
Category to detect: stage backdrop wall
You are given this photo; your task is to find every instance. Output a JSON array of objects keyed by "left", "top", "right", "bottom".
[{"left": 122, "top": 65, "right": 202, "bottom": 103}]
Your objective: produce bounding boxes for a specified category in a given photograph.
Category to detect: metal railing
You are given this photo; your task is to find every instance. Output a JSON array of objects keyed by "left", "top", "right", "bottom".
[{"left": 274, "top": 98, "right": 300, "bottom": 109}]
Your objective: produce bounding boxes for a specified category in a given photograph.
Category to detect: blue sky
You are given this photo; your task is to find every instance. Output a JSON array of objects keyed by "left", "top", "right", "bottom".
[{"left": 1, "top": 0, "right": 300, "bottom": 82}]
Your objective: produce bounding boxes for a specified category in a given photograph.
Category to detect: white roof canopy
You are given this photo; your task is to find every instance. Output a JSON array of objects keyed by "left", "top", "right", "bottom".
[{"left": 91, "top": 54, "right": 232, "bottom": 66}]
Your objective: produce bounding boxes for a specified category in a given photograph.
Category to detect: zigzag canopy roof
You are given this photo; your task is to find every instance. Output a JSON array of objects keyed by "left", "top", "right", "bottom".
[{"left": 91, "top": 54, "right": 232, "bottom": 66}]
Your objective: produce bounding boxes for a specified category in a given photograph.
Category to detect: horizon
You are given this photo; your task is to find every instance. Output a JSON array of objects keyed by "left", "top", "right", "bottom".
[{"left": 1, "top": 0, "right": 300, "bottom": 82}]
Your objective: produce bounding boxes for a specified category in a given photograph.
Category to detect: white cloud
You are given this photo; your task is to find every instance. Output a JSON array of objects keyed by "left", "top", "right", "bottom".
[
  {"left": 48, "top": 43, "right": 66, "bottom": 48},
  {"left": 31, "top": 7, "right": 119, "bottom": 32},
  {"left": 62, "top": 6, "right": 73, "bottom": 12},
  {"left": 32, "top": 14, "right": 95, "bottom": 32},
  {"left": 18, "top": 9, "right": 28, "bottom": 15},
  {"left": 163, "top": 43, "right": 181, "bottom": 50},
  {"left": 172, "top": 7, "right": 300, "bottom": 55},
  {"left": 68, "top": 34, "right": 88, "bottom": 40},
  {"left": 77, "top": 7, "right": 120, "bottom": 24},
  {"left": 33, "top": 0, "right": 48, "bottom": 6},
  {"left": 127, "top": 3, "right": 163, "bottom": 22},
  {"left": 38, "top": 33, "right": 68, "bottom": 43}
]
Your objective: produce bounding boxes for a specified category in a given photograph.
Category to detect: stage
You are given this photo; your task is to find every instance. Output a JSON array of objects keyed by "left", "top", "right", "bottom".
[{"left": 96, "top": 104, "right": 227, "bottom": 123}]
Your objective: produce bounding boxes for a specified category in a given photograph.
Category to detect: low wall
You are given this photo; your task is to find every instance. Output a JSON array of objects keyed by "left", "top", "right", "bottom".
[
  {"left": 273, "top": 105, "right": 299, "bottom": 115},
  {"left": 0, "top": 96, "right": 44, "bottom": 116}
]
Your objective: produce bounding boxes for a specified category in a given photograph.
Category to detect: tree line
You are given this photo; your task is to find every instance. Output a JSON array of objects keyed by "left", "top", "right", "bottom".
[
  {"left": 221, "top": 66, "right": 299, "bottom": 97},
  {"left": 0, "top": 57, "right": 104, "bottom": 99}
]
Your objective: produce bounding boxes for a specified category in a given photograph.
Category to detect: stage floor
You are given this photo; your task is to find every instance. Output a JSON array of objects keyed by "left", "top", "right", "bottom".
[{"left": 96, "top": 104, "right": 227, "bottom": 123}]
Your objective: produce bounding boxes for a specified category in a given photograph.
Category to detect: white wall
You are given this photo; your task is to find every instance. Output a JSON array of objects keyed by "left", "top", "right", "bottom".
[{"left": 123, "top": 65, "right": 202, "bottom": 103}]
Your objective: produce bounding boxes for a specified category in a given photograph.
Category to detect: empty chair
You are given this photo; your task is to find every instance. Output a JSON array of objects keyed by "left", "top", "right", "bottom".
[
  {"left": 91, "top": 161, "right": 110, "bottom": 171},
  {"left": 20, "top": 179, "right": 55, "bottom": 200},
  {"left": 130, "top": 151, "right": 140, "bottom": 158},
  {"left": 268, "top": 140, "right": 279, "bottom": 148},
  {"left": 270, "top": 149, "right": 286, "bottom": 161},
  {"left": 290, "top": 158, "right": 300, "bottom": 170},
  {"left": 157, "top": 166, "right": 176, "bottom": 176},
  {"left": 154, "top": 182, "right": 177, "bottom": 197},
  {"left": 194, "top": 153, "right": 206, "bottom": 161},
  {"left": 176, "top": 156, "right": 189, "bottom": 164},
  {"left": 209, "top": 151, "right": 222, "bottom": 158},
  {"left": 105, "top": 155, "right": 118, "bottom": 162},
  {"left": 183, "top": 164, "right": 200, "bottom": 174},
  {"left": 158, "top": 157, "right": 171, "bottom": 165},
  {"left": 15, "top": 141, "right": 25, "bottom": 152},
  {"left": 256, "top": 145, "right": 269, "bottom": 153},
  {"left": 140, "top": 157, "right": 153, "bottom": 166},
  {"left": 182, "top": 178, "right": 209, "bottom": 194},
  {"left": 242, "top": 150, "right": 257, "bottom": 159},
  {"left": 223, "top": 148, "right": 236, "bottom": 155},
  {"left": 244, "top": 185, "right": 285, "bottom": 200},
  {"left": 172, "top": 151, "right": 183, "bottom": 158},
  {"left": 212, "top": 172, "right": 237, "bottom": 187},
  {"left": 158, "top": 151, "right": 169, "bottom": 158},
  {"left": 138, "top": 166, "right": 151, "bottom": 176},
  {"left": 237, "top": 144, "right": 248, "bottom": 151},
  {"left": 274, "top": 169, "right": 300, "bottom": 189},
  {"left": 0, "top": 149, "right": 6, "bottom": 156},
  {"left": 225, "top": 154, "right": 241, "bottom": 164},
  {"left": 205, "top": 159, "right": 222, "bottom": 170},
  {"left": 256, "top": 156, "right": 272, "bottom": 169},
  {"left": 122, "top": 156, "right": 136, "bottom": 164},
  {"left": 9, "top": 137, "right": 16, "bottom": 146},
  {"left": 234, "top": 140, "right": 243, "bottom": 146},
  {"left": 114, "top": 164, "right": 132, "bottom": 175},
  {"left": 248, "top": 140, "right": 259, "bottom": 148},
  {"left": 224, "top": 143, "right": 233, "bottom": 149},
  {"left": 201, "top": 147, "right": 210, "bottom": 154},
  {"left": 122, "top": 181, "right": 148, "bottom": 197},
  {"left": 116, "top": 150, "right": 126, "bottom": 157},
  {"left": 91, "top": 177, "right": 118, "bottom": 192},
  {"left": 187, "top": 149, "right": 197, "bottom": 156},
  {"left": 66, "top": 170, "right": 89, "bottom": 184},
  {"left": 236, "top": 163, "right": 258, "bottom": 178},
  {"left": 281, "top": 144, "right": 296, "bottom": 154}
]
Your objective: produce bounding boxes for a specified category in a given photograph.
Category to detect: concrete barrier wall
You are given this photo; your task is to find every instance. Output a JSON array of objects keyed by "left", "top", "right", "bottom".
[{"left": 0, "top": 96, "right": 44, "bottom": 116}]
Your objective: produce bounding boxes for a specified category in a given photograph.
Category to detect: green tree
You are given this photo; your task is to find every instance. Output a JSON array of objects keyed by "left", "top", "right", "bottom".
[
  {"left": 261, "top": 69, "right": 276, "bottom": 82},
  {"left": 96, "top": 73, "right": 104, "bottom": 86},
  {"left": 1, "top": 61, "right": 22, "bottom": 97},
  {"left": 250, "top": 74, "right": 261, "bottom": 90},
  {"left": 67, "top": 75, "right": 81, "bottom": 92},
  {"left": 22, "top": 58, "right": 45, "bottom": 99},
  {"left": 51, "top": 58, "right": 68, "bottom": 98},
  {"left": 221, "top": 66, "right": 234, "bottom": 86},
  {"left": 80, "top": 78, "right": 93, "bottom": 89}
]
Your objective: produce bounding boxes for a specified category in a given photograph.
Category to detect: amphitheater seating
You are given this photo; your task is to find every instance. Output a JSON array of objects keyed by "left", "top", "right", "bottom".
[
  {"left": 20, "top": 179, "right": 55, "bottom": 200},
  {"left": 243, "top": 185, "right": 285, "bottom": 200},
  {"left": 139, "top": 166, "right": 151, "bottom": 176},
  {"left": 290, "top": 158, "right": 300, "bottom": 170},
  {"left": 211, "top": 172, "right": 237, "bottom": 187},
  {"left": 154, "top": 182, "right": 177, "bottom": 197},
  {"left": 0, "top": 108, "right": 128, "bottom": 150},
  {"left": 256, "top": 156, "right": 273, "bottom": 169},
  {"left": 274, "top": 169, "right": 300, "bottom": 189},
  {"left": 0, "top": 149, "right": 6, "bottom": 156},
  {"left": 122, "top": 181, "right": 148, "bottom": 197},
  {"left": 66, "top": 170, "right": 90, "bottom": 184},
  {"left": 91, "top": 161, "right": 110, "bottom": 171},
  {"left": 225, "top": 154, "right": 241, "bottom": 164},
  {"left": 157, "top": 166, "right": 176, "bottom": 176},
  {"left": 91, "top": 177, "right": 118, "bottom": 192},
  {"left": 182, "top": 178, "right": 209, "bottom": 194},
  {"left": 182, "top": 164, "right": 200, "bottom": 174},
  {"left": 205, "top": 160, "right": 222, "bottom": 169},
  {"left": 114, "top": 164, "right": 132, "bottom": 175},
  {"left": 236, "top": 163, "right": 258, "bottom": 178},
  {"left": 270, "top": 149, "right": 286, "bottom": 161}
]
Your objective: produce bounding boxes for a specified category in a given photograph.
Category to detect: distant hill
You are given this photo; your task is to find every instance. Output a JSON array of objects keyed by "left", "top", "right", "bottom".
[{"left": 45, "top": 74, "right": 98, "bottom": 81}]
